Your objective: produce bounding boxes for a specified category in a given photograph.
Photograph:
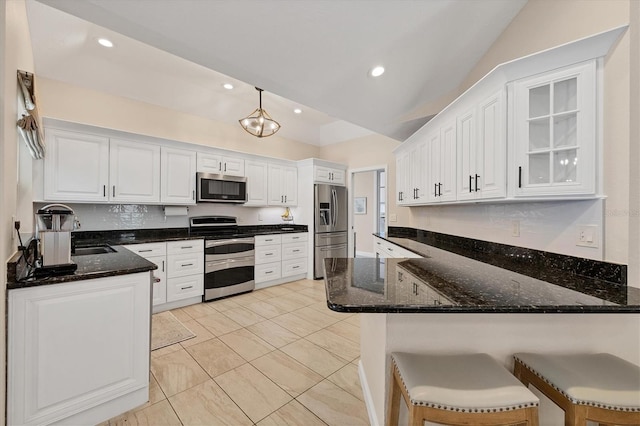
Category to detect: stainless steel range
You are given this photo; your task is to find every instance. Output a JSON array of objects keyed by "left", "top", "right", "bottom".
[{"left": 189, "top": 216, "right": 255, "bottom": 301}]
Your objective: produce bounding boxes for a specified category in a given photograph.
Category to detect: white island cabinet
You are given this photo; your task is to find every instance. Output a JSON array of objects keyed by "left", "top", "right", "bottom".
[{"left": 8, "top": 273, "right": 151, "bottom": 426}]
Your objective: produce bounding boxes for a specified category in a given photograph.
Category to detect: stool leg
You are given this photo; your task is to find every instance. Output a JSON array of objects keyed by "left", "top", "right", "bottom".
[
  {"left": 565, "top": 404, "right": 587, "bottom": 426},
  {"left": 386, "top": 364, "right": 402, "bottom": 426},
  {"left": 526, "top": 407, "right": 539, "bottom": 426},
  {"left": 408, "top": 405, "right": 424, "bottom": 426}
]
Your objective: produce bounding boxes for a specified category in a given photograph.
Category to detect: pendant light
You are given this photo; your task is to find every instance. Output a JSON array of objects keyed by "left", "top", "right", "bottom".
[{"left": 239, "top": 87, "right": 281, "bottom": 138}]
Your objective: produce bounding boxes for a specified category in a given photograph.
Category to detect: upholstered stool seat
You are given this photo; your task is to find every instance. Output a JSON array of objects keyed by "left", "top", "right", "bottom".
[
  {"left": 514, "top": 353, "right": 640, "bottom": 425},
  {"left": 387, "top": 353, "right": 539, "bottom": 426}
]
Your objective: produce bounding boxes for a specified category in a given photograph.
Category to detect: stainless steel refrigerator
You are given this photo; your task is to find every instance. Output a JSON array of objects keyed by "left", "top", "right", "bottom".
[{"left": 314, "top": 184, "right": 348, "bottom": 279}]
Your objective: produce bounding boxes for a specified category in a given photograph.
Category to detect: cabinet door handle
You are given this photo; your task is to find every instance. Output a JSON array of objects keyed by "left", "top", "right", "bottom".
[
  {"left": 103, "top": 185, "right": 106, "bottom": 197},
  {"left": 284, "top": 195, "right": 287, "bottom": 203},
  {"left": 219, "top": 161, "right": 222, "bottom": 171},
  {"left": 153, "top": 277, "right": 161, "bottom": 283},
  {"left": 181, "top": 285, "right": 193, "bottom": 290},
  {"left": 192, "top": 190, "right": 195, "bottom": 200},
  {"left": 281, "top": 195, "right": 284, "bottom": 202},
  {"left": 518, "top": 166, "right": 522, "bottom": 188},
  {"left": 265, "top": 253, "right": 273, "bottom": 256},
  {"left": 293, "top": 249, "right": 300, "bottom": 253},
  {"left": 475, "top": 174, "right": 480, "bottom": 192},
  {"left": 112, "top": 185, "right": 116, "bottom": 197},
  {"left": 139, "top": 249, "right": 153, "bottom": 253},
  {"left": 438, "top": 183, "right": 442, "bottom": 197},
  {"left": 292, "top": 237, "right": 299, "bottom": 240},
  {"left": 293, "top": 265, "right": 300, "bottom": 269},
  {"left": 162, "top": 260, "right": 165, "bottom": 272},
  {"left": 181, "top": 246, "right": 193, "bottom": 249},
  {"left": 224, "top": 163, "right": 227, "bottom": 172},
  {"left": 265, "top": 270, "right": 273, "bottom": 274},
  {"left": 469, "top": 175, "right": 473, "bottom": 193},
  {"left": 434, "top": 183, "right": 438, "bottom": 197},
  {"left": 181, "top": 263, "right": 194, "bottom": 267}
]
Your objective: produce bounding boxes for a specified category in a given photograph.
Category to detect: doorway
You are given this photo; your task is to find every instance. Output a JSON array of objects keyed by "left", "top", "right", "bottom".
[{"left": 350, "top": 166, "right": 386, "bottom": 258}]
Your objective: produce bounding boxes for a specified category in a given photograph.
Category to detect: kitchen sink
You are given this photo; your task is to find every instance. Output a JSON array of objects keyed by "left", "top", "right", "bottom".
[{"left": 73, "top": 245, "right": 116, "bottom": 256}]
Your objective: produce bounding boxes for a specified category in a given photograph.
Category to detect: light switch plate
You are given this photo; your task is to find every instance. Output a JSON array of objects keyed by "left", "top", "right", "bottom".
[
  {"left": 389, "top": 213, "right": 397, "bottom": 223},
  {"left": 511, "top": 220, "right": 520, "bottom": 237}
]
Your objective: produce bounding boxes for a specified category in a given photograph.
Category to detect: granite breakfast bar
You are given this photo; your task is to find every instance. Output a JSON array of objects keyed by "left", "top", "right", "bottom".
[{"left": 323, "top": 235, "right": 640, "bottom": 425}]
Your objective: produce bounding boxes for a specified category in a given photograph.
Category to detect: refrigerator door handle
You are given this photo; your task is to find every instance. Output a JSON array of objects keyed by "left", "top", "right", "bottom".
[{"left": 331, "top": 188, "right": 338, "bottom": 228}]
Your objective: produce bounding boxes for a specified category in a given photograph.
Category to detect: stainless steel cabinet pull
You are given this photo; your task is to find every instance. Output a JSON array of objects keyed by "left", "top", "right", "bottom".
[
  {"left": 219, "top": 161, "right": 222, "bottom": 171},
  {"left": 292, "top": 237, "right": 299, "bottom": 239},
  {"left": 103, "top": 185, "right": 106, "bottom": 197},
  {"left": 388, "top": 247, "right": 393, "bottom": 251},
  {"left": 475, "top": 174, "right": 480, "bottom": 192},
  {"left": 162, "top": 260, "right": 165, "bottom": 272},
  {"left": 434, "top": 183, "right": 438, "bottom": 197},
  {"left": 181, "top": 263, "right": 194, "bottom": 267},
  {"left": 293, "top": 265, "right": 300, "bottom": 269},
  {"left": 224, "top": 163, "right": 227, "bottom": 172},
  {"left": 181, "top": 285, "right": 193, "bottom": 290},
  {"left": 265, "top": 270, "right": 273, "bottom": 274},
  {"left": 113, "top": 185, "right": 116, "bottom": 197},
  {"left": 181, "top": 246, "right": 193, "bottom": 249},
  {"left": 284, "top": 195, "right": 287, "bottom": 202},
  {"left": 293, "top": 249, "right": 300, "bottom": 253},
  {"left": 192, "top": 190, "right": 195, "bottom": 200},
  {"left": 469, "top": 175, "right": 473, "bottom": 193},
  {"left": 518, "top": 166, "right": 522, "bottom": 188},
  {"left": 139, "top": 249, "right": 152, "bottom": 253},
  {"left": 265, "top": 253, "right": 273, "bottom": 256}
]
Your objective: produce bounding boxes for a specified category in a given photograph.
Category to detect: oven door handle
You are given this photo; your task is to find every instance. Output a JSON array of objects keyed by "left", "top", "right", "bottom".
[
  {"left": 206, "top": 256, "right": 255, "bottom": 272},
  {"left": 206, "top": 237, "right": 255, "bottom": 248}
]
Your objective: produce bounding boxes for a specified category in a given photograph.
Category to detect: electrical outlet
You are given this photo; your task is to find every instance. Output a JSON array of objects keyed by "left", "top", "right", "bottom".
[
  {"left": 511, "top": 220, "right": 520, "bottom": 237},
  {"left": 258, "top": 213, "right": 263, "bottom": 222},
  {"left": 577, "top": 225, "right": 599, "bottom": 248}
]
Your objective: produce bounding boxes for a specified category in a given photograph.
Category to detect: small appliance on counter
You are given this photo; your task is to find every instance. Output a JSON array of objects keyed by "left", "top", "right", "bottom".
[{"left": 34, "top": 203, "right": 78, "bottom": 276}]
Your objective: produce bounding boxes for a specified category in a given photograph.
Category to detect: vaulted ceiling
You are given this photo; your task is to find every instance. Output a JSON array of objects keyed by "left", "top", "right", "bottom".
[{"left": 28, "top": 0, "right": 527, "bottom": 145}]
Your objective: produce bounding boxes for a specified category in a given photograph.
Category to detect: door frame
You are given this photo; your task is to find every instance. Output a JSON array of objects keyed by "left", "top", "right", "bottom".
[{"left": 348, "top": 165, "right": 387, "bottom": 258}]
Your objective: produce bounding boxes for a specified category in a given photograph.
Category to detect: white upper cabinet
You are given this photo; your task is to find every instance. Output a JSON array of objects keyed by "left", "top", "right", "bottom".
[
  {"left": 427, "top": 120, "right": 456, "bottom": 203},
  {"left": 197, "top": 153, "right": 245, "bottom": 177},
  {"left": 268, "top": 164, "right": 297, "bottom": 206},
  {"left": 456, "top": 89, "right": 506, "bottom": 201},
  {"left": 397, "top": 140, "right": 428, "bottom": 205},
  {"left": 43, "top": 129, "right": 110, "bottom": 202},
  {"left": 511, "top": 61, "right": 596, "bottom": 197},
  {"left": 161, "top": 147, "right": 196, "bottom": 204},
  {"left": 109, "top": 139, "right": 161, "bottom": 203},
  {"left": 314, "top": 165, "right": 346, "bottom": 185},
  {"left": 245, "top": 160, "right": 269, "bottom": 206}
]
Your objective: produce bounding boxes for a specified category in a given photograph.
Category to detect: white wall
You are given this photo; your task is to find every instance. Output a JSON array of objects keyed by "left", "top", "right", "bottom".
[
  {"left": 353, "top": 171, "right": 376, "bottom": 256},
  {"left": 1, "top": 0, "right": 36, "bottom": 422}
]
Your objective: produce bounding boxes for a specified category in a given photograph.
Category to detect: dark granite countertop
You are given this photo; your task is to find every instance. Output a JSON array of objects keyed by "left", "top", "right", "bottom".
[
  {"left": 323, "top": 249, "right": 640, "bottom": 314},
  {"left": 7, "top": 245, "right": 157, "bottom": 290},
  {"left": 72, "top": 225, "right": 308, "bottom": 247}
]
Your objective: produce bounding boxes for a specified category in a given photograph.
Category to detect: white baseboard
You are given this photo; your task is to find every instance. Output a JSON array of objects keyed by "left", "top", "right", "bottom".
[
  {"left": 358, "top": 359, "right": 380, "bottom": 426},
  {"left": 254, "top": 274, "right": 307, "bottom": 290}
]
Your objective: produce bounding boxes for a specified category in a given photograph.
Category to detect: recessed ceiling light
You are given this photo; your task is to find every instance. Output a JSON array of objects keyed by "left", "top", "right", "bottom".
[
  {"left": 223, "top": 83, "right": 234, "bottom": 90},
  {"left": 370, "top": 66, "right": 385, "bottom": 77},
  {"left": 97, "top": 38, "right": 114, "bottom": 48},
  {"left": 293, "top": 108, "right": 302, "bottom": 114}
]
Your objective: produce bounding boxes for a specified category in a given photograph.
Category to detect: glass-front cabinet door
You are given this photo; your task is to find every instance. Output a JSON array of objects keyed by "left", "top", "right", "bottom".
[{"left": 512, "top": 60, "right": 597, "bottom": 197}]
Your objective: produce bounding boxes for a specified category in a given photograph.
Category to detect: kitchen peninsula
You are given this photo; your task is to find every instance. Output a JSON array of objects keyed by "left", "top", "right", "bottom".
[
  {"left": 6, "top": 247, "right": 157, "bottom": 426},
  {"left": 324, "top": 233, "right": 640, "bottom": 425}
]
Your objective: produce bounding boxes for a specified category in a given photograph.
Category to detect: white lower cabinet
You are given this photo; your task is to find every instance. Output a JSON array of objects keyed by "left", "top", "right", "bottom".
[
  {"left": 8, "top": 273, "right": 151, "bottom": 426},
  {"left": 255, "top": 233, "right": 308, "bottom": 286},
  {"left": 374, "top": 236, "right": 421, "bottom": 259},
  {"left": 124, "top": 239, "right": 203, "bottom": 312}
]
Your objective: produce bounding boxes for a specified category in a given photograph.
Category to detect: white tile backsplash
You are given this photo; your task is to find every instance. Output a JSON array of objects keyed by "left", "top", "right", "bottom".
[{"left": 34, "top": 203, "right": 300, "bottom": 231}]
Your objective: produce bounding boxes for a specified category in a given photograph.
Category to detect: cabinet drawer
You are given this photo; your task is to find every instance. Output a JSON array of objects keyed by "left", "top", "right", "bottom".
[
  {"left": 255, "top": 244, "right": 282, "bottom": 264},
  {"left": 167, "top": 239, "right": 203, "bottom": 255},
  {"left": 282, "top": 242, "right": 307, "bottom": 260},
  {"left": 166, "top": 274, "right": 204, "bottom": 302},
  {"left": 282, "top": 258, "right": 307, "bottom": 277},
  {"left": 255, "top": 262, "right": 282, "bottom": 283},
  {"left": 167, "top": 252, "right": 204, "bottom": 278},
  {"left": 281, "top": 233, "right": 308, "bottom": 244},
  {"left": 124, "top": 242, "right": 166, "bottom": 257},
  {"left": 255, "top": 234, "right": 282, "bottom": 246}
]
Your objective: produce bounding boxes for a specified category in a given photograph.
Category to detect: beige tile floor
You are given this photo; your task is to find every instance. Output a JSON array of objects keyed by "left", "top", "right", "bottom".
[{"left": 104, "top": 279, "right": 369, "bottom": 426}]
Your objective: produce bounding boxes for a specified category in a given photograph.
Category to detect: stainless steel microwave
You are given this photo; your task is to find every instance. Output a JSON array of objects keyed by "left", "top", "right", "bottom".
[{"left": 196, "top": 172, "right": 248, "bottom": 203}]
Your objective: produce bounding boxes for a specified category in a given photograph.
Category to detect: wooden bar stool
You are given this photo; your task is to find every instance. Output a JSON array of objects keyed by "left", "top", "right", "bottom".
[
  {"left": 514, "top": 353, "right": 640, "bottom": 426},
  {"left": 387, "top": 352, "right": 539, "bottom": 426}
]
